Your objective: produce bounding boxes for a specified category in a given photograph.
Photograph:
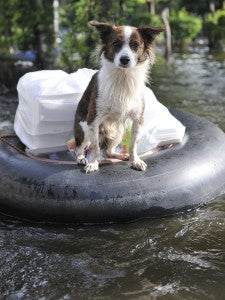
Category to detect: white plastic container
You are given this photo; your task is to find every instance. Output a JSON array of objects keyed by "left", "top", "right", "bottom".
[
  {"left": 137, "top": 87, "right": 185, "bottom": 153},
  {"left": 15, "top": 69, "right": 96, "bottom": 153}
]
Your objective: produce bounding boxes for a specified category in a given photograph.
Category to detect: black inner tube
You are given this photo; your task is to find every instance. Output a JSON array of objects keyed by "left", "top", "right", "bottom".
[{"left": 0, "top": 109, "right": 225, "bottom": 224}]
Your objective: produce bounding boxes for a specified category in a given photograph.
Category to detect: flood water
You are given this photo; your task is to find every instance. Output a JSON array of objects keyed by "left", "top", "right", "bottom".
[{"left": 0, "top": 52, "right": 225, "bottom": 299}]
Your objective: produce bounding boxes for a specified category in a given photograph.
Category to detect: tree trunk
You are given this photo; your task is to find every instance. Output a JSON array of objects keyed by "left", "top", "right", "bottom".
[
  {"left": 161, "top": 7, "right": 172, "bottom": 62},
  {"left": 84, "top": 0, "right": 96, "bottom": 67},
  {"left": 33, "top": 0, "right": 46, "bottom": 68},
  {"left": 5, "top": 27, "right": 14, "bottom": 54},
  {"left": 147, "top": 0, "right": 155, "bottom": 15},
  {"left": 53, "top": 0, "right": 59, "bottom": 48},
  {"left": 119, "top": 0, "right": 126, "bottom": 17},
  {"left": 209, "top": 1, "right": 215, "bottom": 15},
  {"left": 33, "top": 25, "right": 45, "bottom": 69}
]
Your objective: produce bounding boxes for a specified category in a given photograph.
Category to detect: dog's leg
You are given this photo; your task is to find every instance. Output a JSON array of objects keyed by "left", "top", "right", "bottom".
[
  {"left": 74, "top": 122, "right": 90, "bottom": 165},
  {"left": 129, "top": 119, "right": 147, "bottom": 171},
  {"left": 84, "top": 121, "right": 101, "bottom": 173},
  {"left": 76, "top": 142, "right": 89, "bottom": 166},
  {"left": 105, "top": 131, "right": 129, "bottom": 160}
]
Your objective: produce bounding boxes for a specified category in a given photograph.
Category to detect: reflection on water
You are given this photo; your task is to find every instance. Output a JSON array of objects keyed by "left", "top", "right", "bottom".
[
  {"left": 152, "top": 52, "right": 225, "bottom": 131},
  {"left": 0, "top": 52, "right": 225, "bottom": 299}
]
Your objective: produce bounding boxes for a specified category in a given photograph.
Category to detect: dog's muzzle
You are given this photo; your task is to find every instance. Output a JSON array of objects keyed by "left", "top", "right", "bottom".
[{"left": 120, "top": 56, "right": 130, "bottom": 68}]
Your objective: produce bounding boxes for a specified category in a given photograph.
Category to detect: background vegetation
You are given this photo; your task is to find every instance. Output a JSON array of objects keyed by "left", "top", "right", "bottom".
[{"left": 0, "top": 0, "right": 224, "bottom": 89}]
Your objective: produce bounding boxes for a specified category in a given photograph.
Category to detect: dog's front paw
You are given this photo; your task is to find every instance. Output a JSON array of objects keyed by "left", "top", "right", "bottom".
[
  {"left": 77, "top": 155, "right": 88, "bottom": 165},
  {"left": 131, "top": 159, "right": 147, "bottom": 171},
  {"left": 84, "top": 161, "right": 99, "bottom": 173}
]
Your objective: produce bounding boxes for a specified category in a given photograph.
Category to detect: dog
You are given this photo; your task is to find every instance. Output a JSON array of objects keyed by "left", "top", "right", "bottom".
[{"left": 74, "top": 20, "right": 164, "bottom": 173}]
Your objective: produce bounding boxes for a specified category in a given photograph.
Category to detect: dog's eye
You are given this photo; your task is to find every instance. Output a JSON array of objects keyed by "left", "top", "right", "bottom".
[
  {"left": 130, "top": 42, "right": 139, "bottom": 51},
  {"left": 113, "top": 40, "right": 121, "bottom": 48}
]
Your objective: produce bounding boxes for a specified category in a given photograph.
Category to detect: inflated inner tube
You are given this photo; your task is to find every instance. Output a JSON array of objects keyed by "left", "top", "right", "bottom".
[{"left": 0, "top": 109, "right": 225, "bottom": 224}]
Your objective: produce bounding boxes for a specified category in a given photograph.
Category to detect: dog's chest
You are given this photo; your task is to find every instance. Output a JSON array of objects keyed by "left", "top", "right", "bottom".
[
  {"left": 97, "top": 71, "right": 143, "bottom": 120},
  {"left": 99, "top": 93, "right": 139, "bottom": 118}
]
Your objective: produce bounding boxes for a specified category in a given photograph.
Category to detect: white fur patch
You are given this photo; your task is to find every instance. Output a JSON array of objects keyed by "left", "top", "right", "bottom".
[
  {"left": 114, "top": 26, "right": 136, "bottom": 68},
  {"left": 124, "top": 26, "right": 132, "bottom": 43},
  {"left": 79, "top": 121, "right": 89, "bottom": 139},
  {"left": 99, "top": 55, "right": 149, "bottom": 105}
]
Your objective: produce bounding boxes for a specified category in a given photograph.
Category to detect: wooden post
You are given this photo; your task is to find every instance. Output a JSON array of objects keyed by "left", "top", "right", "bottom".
[{"left": 161, "top": 7, "right": 172, "bottom": 62}]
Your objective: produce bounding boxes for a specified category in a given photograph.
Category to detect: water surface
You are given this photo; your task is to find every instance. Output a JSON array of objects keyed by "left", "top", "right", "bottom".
[{"left": 0, "top": 52, "right": 225, "bottom": 299}]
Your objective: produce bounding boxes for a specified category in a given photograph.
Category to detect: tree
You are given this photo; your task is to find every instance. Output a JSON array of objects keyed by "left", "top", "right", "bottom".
[
  {"left": 59, "top": 0, "right": 133, "bottom": 70},
  {"left": 206, "top": 8, "right": 225, "bottom": 49},
  {"left": 161, "top": 7, "right": 171, "bottom": 61},
  {"left": 0, "top": 0, "right": 15, "bottom": 55},
  {"left": 0, "top": 0, "right": 55, "bottom": 68},
  {"left": 169, "top": 8, "right": 202, "bottom": 50}
]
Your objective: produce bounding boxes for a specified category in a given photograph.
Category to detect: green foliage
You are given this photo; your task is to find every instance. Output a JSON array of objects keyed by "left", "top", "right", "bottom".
[
  {"left": 206, "top": 9, "right": 225, "bottom": 49},
  {"left": 122, "top": 0, "right": 163, "bottom": 27},
  {"left": 169, "top": 8, "right": 202, "bottom": 50},
  {"left": 13, "top": 1, "right": 54, "bottom": 51},
  {"left": 0, "top": 0, "right": 15, "bottom": 55},
  {"left": 58, "top": 0, "right": 165, "bottom": 70},
  {"left": 0, "top": 0, "right": 54, "bottom": 67},
  {"left": 129, "top": 11, "right": 163, "bottom": 28},
  {"left": 59, "top": 0, "right": 116, "bottom": 71},
  {"left": 59, "top": 0, "right": 145, "bottom": 70},
  {"left": 0, "top": 0, "right": 224, "bottom": 72},
  {"left": 179, "top": 0, "right": 224, "bottom": 15}
]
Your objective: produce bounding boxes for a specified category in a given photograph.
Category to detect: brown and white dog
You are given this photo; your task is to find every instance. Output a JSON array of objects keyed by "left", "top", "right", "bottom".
[{"left": 74, "top": 21, "right": 164, "bottom": 173}]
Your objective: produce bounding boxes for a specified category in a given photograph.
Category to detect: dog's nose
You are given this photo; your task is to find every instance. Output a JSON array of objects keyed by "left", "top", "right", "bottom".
[{"left": 120, "top": 56, "right": 130, "bottom": 66}]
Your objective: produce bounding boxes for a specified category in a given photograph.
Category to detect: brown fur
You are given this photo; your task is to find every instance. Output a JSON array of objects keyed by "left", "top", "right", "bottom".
[
  {"left": 74, "top": 72, "right": 98, "bottom": 146},
  {"left": 89, "top": 21, "right": 164, "bottom": 65},
  {"left": 73, "top": 122, "right": 84, "bottom": 147},
  {"left": 73, "top": 21, "right": 164, "bottom": 172}
]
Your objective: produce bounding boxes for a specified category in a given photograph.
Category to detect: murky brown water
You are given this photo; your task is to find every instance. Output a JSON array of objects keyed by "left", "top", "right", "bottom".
[{"left": 0, "top": 52, "right": 225, "bottom": 299}]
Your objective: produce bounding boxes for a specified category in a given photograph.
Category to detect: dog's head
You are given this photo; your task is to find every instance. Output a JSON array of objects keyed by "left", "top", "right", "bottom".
[{"left": 89, "top": 20, "right": 164, "bottom": 69}]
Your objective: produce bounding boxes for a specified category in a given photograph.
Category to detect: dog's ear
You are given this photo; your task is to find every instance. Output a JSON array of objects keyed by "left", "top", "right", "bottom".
[
  {"left": 89, "top": 20, "right": 114, "bottom": 44},
  {"left": 138, "top": 26, "right": 164, "bottom": 46}
]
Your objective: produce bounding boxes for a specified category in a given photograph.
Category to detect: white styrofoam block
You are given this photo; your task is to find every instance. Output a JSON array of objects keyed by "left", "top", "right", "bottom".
[{"left": 14, "top": 113, "right": 72, "bottom": 152}]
